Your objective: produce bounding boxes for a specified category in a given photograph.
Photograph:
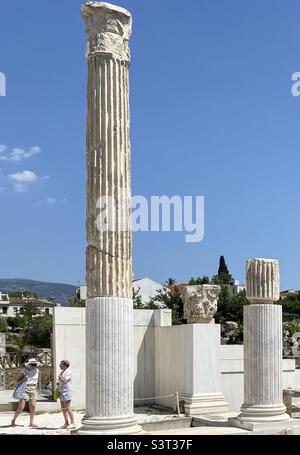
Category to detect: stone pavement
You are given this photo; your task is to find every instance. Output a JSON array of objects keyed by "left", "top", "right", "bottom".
[
  {"left": 0, "top": 410, "right": 251, "bottom": 436},
  {"left": 149, "top": 426, "right": 250, "bottom": 435},
  {"left": 0, "top": 406, "right": 299, "bottom": 435},
  {"left": 0, "top": 390, "right": 60, "bottom": 413},
  {"left": 0, "top": 408, "right": 247, "bottom": 436},
  {"left": 0, "top": 408, "right": 187, "bottom": 435},
  {"left": 0, "top": 411, "right": 84, "bottom": 435}
]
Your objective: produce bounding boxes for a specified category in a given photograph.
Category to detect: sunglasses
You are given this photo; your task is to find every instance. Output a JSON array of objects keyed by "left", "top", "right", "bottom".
[{"left": 29, "top": 363, "right": 37, "bottom": 367}]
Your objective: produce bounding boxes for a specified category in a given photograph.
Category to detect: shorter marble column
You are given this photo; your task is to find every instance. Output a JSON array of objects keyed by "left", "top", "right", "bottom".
[
  {"left": 181, "top": 285, "right": 229, "bottom": 415},
  {"left": 232, "top": 259, "right": 290, "bottom": 429}
]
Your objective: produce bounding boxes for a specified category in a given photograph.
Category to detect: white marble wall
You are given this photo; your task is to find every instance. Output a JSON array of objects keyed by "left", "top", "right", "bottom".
[
  {"left": 53, "top": 308, "right": 297, "bottom": 413},
  {"left": 134, "top": 326, "right": 154, "bottom": 404},
  {"left": 153, "top": 326, "right": 183, "bottom": 409},
  {"left": 53, "top": 308, "right": 171, "bottom": 409},
  {"left": 154, "top": 324, "right": 228, "bottom": 413},
  {"left": 53, "top": 308, "right": 86, "bottom": 409},
  {"left": 220, "top": 345, "right": 295, "bottom": 412}
]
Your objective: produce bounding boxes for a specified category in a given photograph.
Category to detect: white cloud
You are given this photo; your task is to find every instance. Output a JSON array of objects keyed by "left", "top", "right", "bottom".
[
  {"left": 8, "top": 170, "right": 38, "bottom": 183},
  {"left": 13, "top": 183, "right": 27, "bottom": 193},
  {"left": 8, "top": 170, "right": 38, "bottom": 193},
  {"left": 0, "top": 145, "right": 41, "bottom": 161},
  {"left": 35, "top": 197, "right": 67, "bottom": 206},
  {"left": 46, "top": 197, "right": 57, "bottom": 204}
]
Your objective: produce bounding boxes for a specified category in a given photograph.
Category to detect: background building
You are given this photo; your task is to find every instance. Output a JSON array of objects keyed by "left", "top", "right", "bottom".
[
  {"left": 280, "top": 290, "right": 298, "bottom": 300},
  {"left": 228, "top": 280, "right": 246, "bottom": 296},
  {"left": 133, "top": 277, "right": 169, "bottom": 306},
  {"left": 76, "top": 285, "right": 87, "bottom": 301},
  {"left": 77, "top": 278, "right": 169, "bottom": 307},
  {"left": 0, "top": 294, "right": 56, "bottom": 317}
]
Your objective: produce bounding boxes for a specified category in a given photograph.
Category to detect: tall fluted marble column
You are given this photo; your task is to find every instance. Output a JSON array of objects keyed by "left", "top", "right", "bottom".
[
  {"left": 79, "top": 2, "right": 140, "bottom": 435},
  {"left": 237, "top": 258, "right": 289, "bottom": 424}
]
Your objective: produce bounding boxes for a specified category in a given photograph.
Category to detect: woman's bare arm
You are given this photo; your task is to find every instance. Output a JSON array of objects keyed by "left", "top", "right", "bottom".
[
  {"left": 58, "top": 374, "right": 70, "bottom": 385},
  {"left": 16, "top": 373, "right": 27, "bottom": 384}
]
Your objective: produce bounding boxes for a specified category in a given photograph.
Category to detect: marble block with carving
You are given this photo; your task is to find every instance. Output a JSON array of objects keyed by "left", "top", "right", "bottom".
[
  {"left": 183, "top": 285, "right": 221, "bottom": 324},
  {"left": 246, "top": 258, "right": 280, "bottom": 304}
]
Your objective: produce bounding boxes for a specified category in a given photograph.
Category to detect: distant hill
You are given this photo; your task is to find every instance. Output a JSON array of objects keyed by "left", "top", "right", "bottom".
[{"left": 0, "top": 279, "right": 77, "bottom": 306}]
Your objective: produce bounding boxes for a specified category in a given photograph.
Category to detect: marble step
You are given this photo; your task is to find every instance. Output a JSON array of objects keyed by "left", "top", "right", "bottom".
[{"left": 192, "top": 412, "right": 239, "bottom": 427}]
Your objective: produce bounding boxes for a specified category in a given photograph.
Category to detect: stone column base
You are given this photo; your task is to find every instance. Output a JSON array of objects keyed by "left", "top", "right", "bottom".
[
  {"left": 229, "top": 416, "right": 297, "bottom": 433},
  {"left": 181, "top": 393, "right": 229, "bottom": 416},
  {"left": 237, "top": 403, "right": 290, "bottom": 423},
  {"left": 77, "top": 415, "right": 142, "bottom": 435},
  {"left": 229, "top": 403, "right": 290, "bottom": 431},
  {"left": 79, "top": 296, "right": 142, "bottom": 435}
]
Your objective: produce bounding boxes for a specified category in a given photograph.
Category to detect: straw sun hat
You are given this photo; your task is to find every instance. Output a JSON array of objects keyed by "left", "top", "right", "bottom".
[{"left": 24, "top": 358, "right": 41, "bottom": 367}]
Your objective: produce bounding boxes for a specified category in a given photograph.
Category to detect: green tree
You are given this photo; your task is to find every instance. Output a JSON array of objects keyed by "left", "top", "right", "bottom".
[
  {"left": 69, "top": 298, "right": 86, "bottom": 308},
  {"left": 30, "top": 315, "right": 53, "bottom": 348},
  {"left": 275, "top": 292, "right": 300, "bottom": 321},
  {"left": 212, "top": 256, "right": 233, "bottom": 285},
  {"left": 2, "top": 290, "right": 53, "bottom": 349},
  {"left": 215, "top": 285, "right": 232, "bottom": 324},
  {"left": 231, "top": 289, "right": 251, "bottom": 323},
  {"left": 6, "top": 316, "right": 25, "bottom": 333},
  {"left": 218, "top": 256, "right": 229, "bottom": 276},
  {"left": 12, "top": 314, "right": 53, "bottom": 349},
  {"left": 150, "top": 285, "right": 184, "bottom": 325},
  {"left": 19, "top": 301, "right": 41, "bottom": 319},
  {"left": 133, "top": 287, "right": 161, "bottom": 310},
  {"left": 166, "top": 277, "right": 176, "bottom": 286},
  {"left": 144, "top": 301, "right": 161, "bottom": 310},
  {"left": 133, "top": 288, "right": 144, "bottom": 309},
  {"left": 0, "top": 317, "right": 7, "bottom": 332},
  {"left": 11, "top": 301, "right": 41, "bottom": 349},
  {"left": 9, "top": 291, "right": 38, "bottom": 299},
  {"left": 13, "top": 334, "right": 27, "bottom": 351},
  {"left": 215, "top": 287, "right": 250, "bottom": 325},
  {"left": 188, "top": 276, "right": 210, "bottom": 285}
]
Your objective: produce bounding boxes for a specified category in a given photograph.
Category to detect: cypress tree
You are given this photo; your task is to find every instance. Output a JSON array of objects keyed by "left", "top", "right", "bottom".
[{"left": 218, "top": 256, "right": 229, "bottom": 276}]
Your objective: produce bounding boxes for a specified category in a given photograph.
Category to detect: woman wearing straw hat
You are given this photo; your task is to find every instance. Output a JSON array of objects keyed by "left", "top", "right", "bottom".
[{"left": 11, "top": 358, "right": 41, "bottom": 428}]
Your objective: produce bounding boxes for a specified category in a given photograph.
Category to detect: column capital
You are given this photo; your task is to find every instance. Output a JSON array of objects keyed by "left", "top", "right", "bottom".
[
  {"left": 81, "top": 2, "right": 132, "bottom": 61},
  {"left": 183, "top": 285, "right": 221, "bottom": 324},
  {"left": 246, "top": 258, "right": 280, "bottom": 304}
]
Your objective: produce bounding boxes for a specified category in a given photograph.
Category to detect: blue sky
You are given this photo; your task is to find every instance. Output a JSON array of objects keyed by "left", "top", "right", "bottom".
[{"left": 0, "top": 0, "right": 300, "bottom": 289}]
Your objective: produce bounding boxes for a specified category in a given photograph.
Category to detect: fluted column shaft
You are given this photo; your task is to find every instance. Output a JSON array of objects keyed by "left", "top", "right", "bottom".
[
  {"left": 86, "top": 298, "right": 133, "bottom": 416},
  {"left": 79, "top": 2, "right": 140, "bottom": 435},
  {"left": 240, "top": 305, "right": 287, "bottom": 420},
  {"left": 86, "top": 53, "right": 132, "bottom": 299}
]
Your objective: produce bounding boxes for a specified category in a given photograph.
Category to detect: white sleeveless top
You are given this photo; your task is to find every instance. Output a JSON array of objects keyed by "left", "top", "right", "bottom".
[{"left": 22, "top": 368, "right": 39, "bottom": 386}]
